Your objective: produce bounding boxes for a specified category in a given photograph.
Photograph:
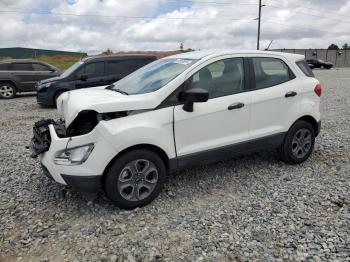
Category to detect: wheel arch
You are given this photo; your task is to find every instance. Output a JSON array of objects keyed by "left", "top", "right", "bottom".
[
  {"left": 101, "top": 143, "right": 171, "bottom": 185},
  {"left": 294, "top": 115, "right": 320, "bottom": 136},
  {"left": 0, "top": 80, "right": 18, "bottom": 91}
]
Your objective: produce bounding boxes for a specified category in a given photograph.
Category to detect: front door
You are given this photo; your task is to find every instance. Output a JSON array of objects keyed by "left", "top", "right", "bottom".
[
  {"left": 74, "top": 61, "right": 108, "bottom": 89},
  {"left": 173, "top": 57, "right": 251, "bottom": 163}
]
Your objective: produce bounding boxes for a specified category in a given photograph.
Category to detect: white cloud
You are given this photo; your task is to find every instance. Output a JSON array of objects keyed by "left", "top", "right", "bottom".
[{"left": 0, "top": 0, "right": 349, "bottom": 53}]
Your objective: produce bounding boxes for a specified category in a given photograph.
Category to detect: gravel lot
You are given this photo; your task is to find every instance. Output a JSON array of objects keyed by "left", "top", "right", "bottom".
[{"left": 1, "top": 69, "right": 349, "bottom": 261}]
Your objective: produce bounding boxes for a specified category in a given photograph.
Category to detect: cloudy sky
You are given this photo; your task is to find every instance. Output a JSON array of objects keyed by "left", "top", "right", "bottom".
[{"left": 1, "top": 0, "right": 349, "bottom": 54}]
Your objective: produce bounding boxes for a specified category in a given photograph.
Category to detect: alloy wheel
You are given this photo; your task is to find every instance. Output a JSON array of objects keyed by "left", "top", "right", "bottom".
[
  {"left": 291, "top": 128, "right": 312, "bottom": 159},
  {"left": 117, "top": 159, "right": 159, "bottom": 201},
  {"left": 0, "top": 85, "right": 14, "bottom": 98}
]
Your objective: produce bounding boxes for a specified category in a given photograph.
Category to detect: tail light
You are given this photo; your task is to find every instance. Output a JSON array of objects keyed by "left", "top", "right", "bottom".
[{"left": 314, "top": 83, "right": 322, "bottom": 97}]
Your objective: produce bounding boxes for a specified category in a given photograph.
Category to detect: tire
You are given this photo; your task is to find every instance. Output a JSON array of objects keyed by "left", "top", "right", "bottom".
[
  {"left": 278, "top": 120, "right": 315, "bottom": 164},
  {"left": 0, "top": 83, "right": 17, "bottom": 99},
  {"left": 320, "top": 65, "right": 325, "bottom": 69},
  {"left": 104, "top": 149, "right": 166, "bottom": 209}
]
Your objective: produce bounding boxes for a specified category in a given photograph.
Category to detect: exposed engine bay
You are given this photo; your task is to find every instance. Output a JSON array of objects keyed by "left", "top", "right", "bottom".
[{"left": 29, "top": 110, "right": 130, "bottom": 157}]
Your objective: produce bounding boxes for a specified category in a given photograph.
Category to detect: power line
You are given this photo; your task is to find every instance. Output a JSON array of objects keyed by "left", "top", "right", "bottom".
[
  {"left": 130, "top": 0, "right": 257, "bottom": 5},
  {"left": 0, "top": 9, "right": 254, "bottom": 21},
  {"left": 263, "top": 19, "right": 341, "bottom": 35},
  {"left": 266, "top": 4, "right": 350, "bottom": 24},
  {"left": 266, "top": 0, "right": 350, "bottom": 19}
]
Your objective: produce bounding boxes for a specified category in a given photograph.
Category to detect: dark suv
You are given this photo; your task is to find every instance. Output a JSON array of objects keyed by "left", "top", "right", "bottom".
[
  {"left": 0, "top": 59, "right": 61, "bottom": 99},
  {"left": 36, "top": 55, "right": 157, "bottom": 107}
]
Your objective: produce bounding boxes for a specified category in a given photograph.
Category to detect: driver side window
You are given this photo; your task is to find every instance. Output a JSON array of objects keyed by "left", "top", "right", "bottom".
[{"left": 189, "top": 58, "right": 245, "bottom": 99}]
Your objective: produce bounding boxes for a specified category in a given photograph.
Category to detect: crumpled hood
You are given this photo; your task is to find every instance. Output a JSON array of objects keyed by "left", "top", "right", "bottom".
[{"left": 57, "top": 86, "right": 160, "bottom": 127}]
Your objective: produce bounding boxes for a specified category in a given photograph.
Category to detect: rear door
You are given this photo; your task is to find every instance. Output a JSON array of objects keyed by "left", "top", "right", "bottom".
[
  {"left": 74, "top": 61, "right": 107, "bottom": 88},
  {"left": 10, "top": 63, "right": 36, "bottom": 90},
  {"left": 249, "top": 57, "right": 301, "bottom": 140}
]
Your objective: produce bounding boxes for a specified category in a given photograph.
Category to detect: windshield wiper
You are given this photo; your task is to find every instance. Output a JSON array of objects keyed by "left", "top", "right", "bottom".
[{"left": 105, "top": 85, "right": 129, "bottom": 95}]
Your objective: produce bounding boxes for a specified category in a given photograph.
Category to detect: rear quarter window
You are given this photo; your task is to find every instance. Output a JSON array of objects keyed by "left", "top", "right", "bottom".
[{"left": 296, "top": 60, "right": 314, "bottom": 77}]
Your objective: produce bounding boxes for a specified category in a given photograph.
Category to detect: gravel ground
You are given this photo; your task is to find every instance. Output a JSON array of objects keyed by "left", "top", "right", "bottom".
[{"left": 0, "top": 69, "right": 349, "bottom": 261}]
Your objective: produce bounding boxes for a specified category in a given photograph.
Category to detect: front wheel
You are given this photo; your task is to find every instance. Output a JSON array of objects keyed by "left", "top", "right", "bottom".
[
  {"left": 104, "top": 149, "right": 166, "bottom": 209},
  {"left": 0, "top": 83, "right": 17, "bottom": 99},
  {"left": 278, "top": 120, "right": 315, "bottom": 164}
]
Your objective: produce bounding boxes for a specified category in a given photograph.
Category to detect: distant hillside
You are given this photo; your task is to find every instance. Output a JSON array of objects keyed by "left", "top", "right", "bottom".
[{"left": 0, "top": 47, "right": 87, "bottom": 59}]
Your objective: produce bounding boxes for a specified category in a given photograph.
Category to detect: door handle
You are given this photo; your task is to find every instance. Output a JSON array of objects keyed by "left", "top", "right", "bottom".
[
  {"left": 228, "top": 102, "right": 245, "bottom": 110},
  {"left": 285, "top": 91, "right": 297, "bottom": 98}
]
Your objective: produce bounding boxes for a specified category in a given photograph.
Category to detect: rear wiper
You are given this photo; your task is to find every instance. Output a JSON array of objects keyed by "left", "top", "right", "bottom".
[{"left": 105, "top": 85, "right": 129, "bottom": 95}]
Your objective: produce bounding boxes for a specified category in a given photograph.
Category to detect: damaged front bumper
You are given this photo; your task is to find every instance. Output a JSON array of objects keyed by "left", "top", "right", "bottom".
[{"left": 29, "top": 119, "right": 116, "bottom": 192}]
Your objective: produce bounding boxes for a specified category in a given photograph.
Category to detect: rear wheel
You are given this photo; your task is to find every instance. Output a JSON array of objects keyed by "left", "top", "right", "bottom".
[
  {"left": 278, "top": 120, "right": 315, "bottom": 164},
  {"left": 104, "top": 149, "right": 166, "bottom": 209},
  {"left": 0, "top": 83, "right": 16, "bottom": 99}
]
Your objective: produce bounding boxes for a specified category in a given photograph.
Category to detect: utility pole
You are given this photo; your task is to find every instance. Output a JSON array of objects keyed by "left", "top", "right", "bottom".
[{"left": 257, "top": 0, "right": 262, "bottom": 50}]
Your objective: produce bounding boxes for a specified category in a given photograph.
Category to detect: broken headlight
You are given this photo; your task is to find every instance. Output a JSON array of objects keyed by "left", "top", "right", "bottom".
[{"left": 54, "top": 144, "right": 94, "bottom": 165}]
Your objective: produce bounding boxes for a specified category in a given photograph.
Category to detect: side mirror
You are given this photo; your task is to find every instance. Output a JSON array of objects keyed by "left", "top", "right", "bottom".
[
  {"left": 79, "top": 74, "right": 88, "bottom": 81},
  {"left": 182, "top": 87, "right": 209, "bottom": 112}
]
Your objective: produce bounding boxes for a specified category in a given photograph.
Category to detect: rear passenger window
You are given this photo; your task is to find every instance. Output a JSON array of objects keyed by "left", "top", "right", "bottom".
[
  {"left": 296, "top": 60, "right": 314, "bottom": 77},
  {"left": 190, "top": 58, "right": 245, "bottom": 99},
  {"left": 11, "top": 63, "right": 33, "bottom": 71},
  {"left": 252, "top": 58, "right": 295, "bottom": 89}
]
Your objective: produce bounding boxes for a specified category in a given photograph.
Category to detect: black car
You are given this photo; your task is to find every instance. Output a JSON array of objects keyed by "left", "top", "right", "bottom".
[
  {"left": 306, "top": 59, "right": 333, "bottom": 69},
  {"left": 36, "top": 55, "right": 157, "bottom": 107},
  {"left": 0, "top": 59, "right": 61, "bottom": 99}
]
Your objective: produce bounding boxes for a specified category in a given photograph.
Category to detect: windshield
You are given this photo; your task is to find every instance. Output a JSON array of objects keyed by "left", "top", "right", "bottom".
[
  {"left": 110, "top": 58, "right": 197, "bottom": 95},
  {"left": 60, "top": 61, "right": 84, "bottom": 78}
]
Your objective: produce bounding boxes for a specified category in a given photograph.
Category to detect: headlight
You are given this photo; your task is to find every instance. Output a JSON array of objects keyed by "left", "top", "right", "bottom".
[{"left": 54, "top": 144, "right": 94, "bottom": 165}]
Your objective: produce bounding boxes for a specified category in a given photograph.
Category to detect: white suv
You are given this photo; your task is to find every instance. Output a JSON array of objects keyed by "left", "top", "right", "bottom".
[{"left": 30, "top": 50, "right": 321, "bottom": 209}]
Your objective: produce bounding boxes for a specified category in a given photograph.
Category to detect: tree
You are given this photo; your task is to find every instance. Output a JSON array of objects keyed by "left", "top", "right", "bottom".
[
  {"left": 342, "top": 43, "right": 349, "bottom": 50},
  {"left": 328, "top": 44, "right": 339, "bottom": 50}
]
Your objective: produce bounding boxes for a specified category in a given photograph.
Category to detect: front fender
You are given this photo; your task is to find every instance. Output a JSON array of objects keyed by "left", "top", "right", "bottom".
[{"left": 98, "top": 107, "right": 176, "bottom": 159}]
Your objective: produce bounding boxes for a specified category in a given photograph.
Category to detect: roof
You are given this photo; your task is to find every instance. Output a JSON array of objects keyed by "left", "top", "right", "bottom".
[
  {"left": 169, "top": 49, "right": 305, "bottom": 61},
  {"left": 0, "top": 59, "right": 47, "bottom": 63}
]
